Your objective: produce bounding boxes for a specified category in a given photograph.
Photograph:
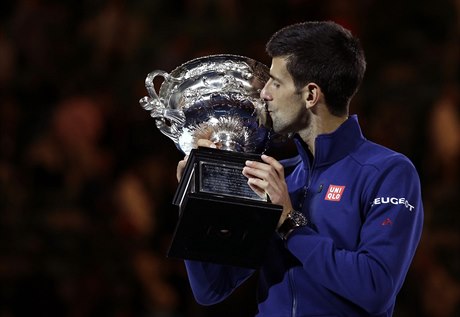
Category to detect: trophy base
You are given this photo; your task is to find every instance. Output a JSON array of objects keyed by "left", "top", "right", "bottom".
[
  {"left": 168, "top": 147, "right": 282, "bottom": 268},
  {"left": 167, "top": 192, "right": 281, "bottom": 268}
]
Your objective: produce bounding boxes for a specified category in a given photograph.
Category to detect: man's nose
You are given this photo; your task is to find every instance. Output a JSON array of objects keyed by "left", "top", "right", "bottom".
[{"left": 260, "top": 84, "right": 272, "bottom": 101}]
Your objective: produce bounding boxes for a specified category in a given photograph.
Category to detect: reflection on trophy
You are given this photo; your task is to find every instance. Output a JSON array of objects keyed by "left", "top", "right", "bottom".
[{"left": 139, "top": 55, "right": 282, "bottom": 268}]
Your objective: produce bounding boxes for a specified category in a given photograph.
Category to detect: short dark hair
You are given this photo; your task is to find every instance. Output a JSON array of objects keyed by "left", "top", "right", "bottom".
[{"left": 266, "top": 21, "right": 366, "bottom": 116}]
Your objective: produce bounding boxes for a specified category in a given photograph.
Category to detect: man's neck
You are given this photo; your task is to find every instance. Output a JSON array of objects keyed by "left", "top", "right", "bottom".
[{"left": 298, "top": 113, "right": 348, "bottom": 156}]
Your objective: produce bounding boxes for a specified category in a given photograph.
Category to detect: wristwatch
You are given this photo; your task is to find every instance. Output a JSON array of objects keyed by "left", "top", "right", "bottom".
[{"left": 277, "top": 210, "right": 308, "bottom": 240}]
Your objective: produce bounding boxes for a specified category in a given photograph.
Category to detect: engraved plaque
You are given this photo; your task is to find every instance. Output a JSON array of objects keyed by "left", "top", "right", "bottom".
[{"left": 199, "top": 162, "right": 263, "bottom": 201}]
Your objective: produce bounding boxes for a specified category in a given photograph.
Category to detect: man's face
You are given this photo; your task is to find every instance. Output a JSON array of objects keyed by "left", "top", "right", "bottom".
[{"left": 260, "top": 57, "right": 310, "bottom": 135}]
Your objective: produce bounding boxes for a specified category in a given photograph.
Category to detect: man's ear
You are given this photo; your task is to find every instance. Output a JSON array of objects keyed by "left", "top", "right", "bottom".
[{"left": 303, "top": 83, "right": 321, "bottom": 109}]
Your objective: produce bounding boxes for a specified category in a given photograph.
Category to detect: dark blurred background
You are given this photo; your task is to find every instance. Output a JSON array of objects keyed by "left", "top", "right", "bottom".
[{"left": 0, "top": 0, "right": 459, "bottom": 316}]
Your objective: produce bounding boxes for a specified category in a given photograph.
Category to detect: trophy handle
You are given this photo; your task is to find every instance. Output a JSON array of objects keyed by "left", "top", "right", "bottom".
[{"left": 139, "top": 70, "right": 185, "bottom": 143}]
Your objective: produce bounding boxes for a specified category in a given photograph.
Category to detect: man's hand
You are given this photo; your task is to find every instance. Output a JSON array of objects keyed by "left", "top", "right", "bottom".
[
  {"left": 176, "top": 155, "right": 189, "bottom": 183},
  {"left": 242, "top": 154, "right": 293, "bottom": 227},
  {"left": 176, "top": 139, "right": 217, "bottom": 182}
]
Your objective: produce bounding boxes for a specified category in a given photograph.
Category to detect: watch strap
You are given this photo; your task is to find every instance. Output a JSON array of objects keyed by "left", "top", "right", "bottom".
[{"left": 277, "top": 210, "right": 308, "bottom": 240}]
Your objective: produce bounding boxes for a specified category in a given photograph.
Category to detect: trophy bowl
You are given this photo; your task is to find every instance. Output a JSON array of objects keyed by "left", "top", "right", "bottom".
[{"left": 139, "top": 54, "right": 272, "bottom": 155}]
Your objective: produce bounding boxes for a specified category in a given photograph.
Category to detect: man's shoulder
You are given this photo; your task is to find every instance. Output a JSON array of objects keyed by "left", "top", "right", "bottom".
[{"left": 352, "top": 140, "right": 416, "bottom": 172}]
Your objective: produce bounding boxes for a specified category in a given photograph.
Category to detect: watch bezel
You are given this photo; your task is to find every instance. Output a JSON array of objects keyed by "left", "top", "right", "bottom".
[{"left": 277, "top": 210, "right": 308, "bottom": 240}]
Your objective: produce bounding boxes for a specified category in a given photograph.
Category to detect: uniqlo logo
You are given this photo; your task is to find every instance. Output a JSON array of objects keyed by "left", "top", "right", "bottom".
[{"left": 325, "top": 185, "right": 346, "bottom": 202}]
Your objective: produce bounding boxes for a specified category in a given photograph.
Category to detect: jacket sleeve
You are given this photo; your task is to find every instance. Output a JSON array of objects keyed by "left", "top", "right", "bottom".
[
  {"left": 285, "top": 156, "right": 423, "bottom": 314},
  {"left": 184, "top": 260, "right": 255, "bottom": 305}
]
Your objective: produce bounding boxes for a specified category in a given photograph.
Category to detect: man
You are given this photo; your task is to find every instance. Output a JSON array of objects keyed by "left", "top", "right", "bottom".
[{"left": 177, "top": 21, "right": 423, "bottom": 317}]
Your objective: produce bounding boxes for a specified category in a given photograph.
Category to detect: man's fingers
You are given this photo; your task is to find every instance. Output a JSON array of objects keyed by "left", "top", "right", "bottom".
[
  {"left": 176, "top": 155, "right": 189, "bottom": 182},
  {"left": 177, "top": 138, "right": 217, "bottom": 182},
  {"left": 197, "top": 139, "right": 217, "bottom": 148},
  {"left": 243, "top": 160, "right": 277, "bottom": 183},
  {"left": 247, "top": 179, "right": 266, "bottom": 198},
  {"left": 261, "top": 154, "right": 285, "bottom": 178},
  {"left": 244, "top": 155, "right": 288, "bottom": 206}
]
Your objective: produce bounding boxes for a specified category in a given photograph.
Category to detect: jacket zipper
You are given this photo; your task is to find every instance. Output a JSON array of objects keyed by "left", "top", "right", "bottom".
[
  {"left": 291, "top": 169, "right": 315, "bottom": 317},
  {"left": 289, "top": 147, "right": 316, "bottom": 317},
  {"left": 289, "top": 268, "right": 297, "bottom": 317}
]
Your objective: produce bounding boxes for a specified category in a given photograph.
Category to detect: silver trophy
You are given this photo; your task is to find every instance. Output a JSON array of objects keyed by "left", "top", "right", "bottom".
[
  {"left": 139, "top": 55, "right": 282, "bottom": 268},
  {"left": 139, "top": 54, "right": 273, "bottom": 155}
]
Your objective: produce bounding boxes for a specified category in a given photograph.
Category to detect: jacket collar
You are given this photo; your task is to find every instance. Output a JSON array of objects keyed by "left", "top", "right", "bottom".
[{"left": 293, "top": 115, "right": 366, "bottom": 168}]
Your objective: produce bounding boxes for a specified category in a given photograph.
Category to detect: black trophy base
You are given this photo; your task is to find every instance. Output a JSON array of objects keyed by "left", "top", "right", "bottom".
[
  {"left": 167, "top": 192, "right": 282, "bottom": 268},
  {"left": 168, "top": 147, "right": 283, "bottom": 268}
]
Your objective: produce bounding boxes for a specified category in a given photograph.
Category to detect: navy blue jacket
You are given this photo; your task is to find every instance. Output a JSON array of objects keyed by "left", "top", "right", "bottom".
[{"left": 185, "top": 115, "right": 424, "bottom": 317}]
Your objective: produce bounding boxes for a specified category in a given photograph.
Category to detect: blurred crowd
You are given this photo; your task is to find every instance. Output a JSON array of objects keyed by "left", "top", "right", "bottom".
[{"left": 0, "top": 0, "right": 459, "bottom": 316}]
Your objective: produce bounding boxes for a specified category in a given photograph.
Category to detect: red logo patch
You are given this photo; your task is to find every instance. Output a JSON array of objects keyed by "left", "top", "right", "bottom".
[
  {"left": 324, "top": 185, "right": 346, "bottom": 202},
  {"left": 381, "top": 218, "right": 393, "bottom": 226}
]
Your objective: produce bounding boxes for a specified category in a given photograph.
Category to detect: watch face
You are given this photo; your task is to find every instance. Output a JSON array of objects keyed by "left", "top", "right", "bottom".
[
  {"left": 277, "top": 210, "right": 308, "bottom": 240},
  {"left": 289, "top": 210, "right": 308, "bottom": 226}
]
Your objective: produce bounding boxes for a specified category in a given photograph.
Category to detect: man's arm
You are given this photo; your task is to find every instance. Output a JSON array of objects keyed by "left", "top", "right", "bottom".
[
  {"left": 184, "top": 260, "right": 255, "bottom": 305},
  {"left": 285, "top": 157, "right": 423, "bottom": 314}
]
